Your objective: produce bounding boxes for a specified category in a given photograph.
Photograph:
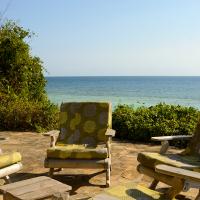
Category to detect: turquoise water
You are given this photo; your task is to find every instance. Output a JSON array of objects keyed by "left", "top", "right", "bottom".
[{"left": 46, "top": 76, "right": 200, "bottom": 109}]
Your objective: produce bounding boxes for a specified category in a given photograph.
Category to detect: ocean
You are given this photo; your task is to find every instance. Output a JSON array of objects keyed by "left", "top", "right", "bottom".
[{"left": 46, "top": 76, "right": 200, "bottom": 109}]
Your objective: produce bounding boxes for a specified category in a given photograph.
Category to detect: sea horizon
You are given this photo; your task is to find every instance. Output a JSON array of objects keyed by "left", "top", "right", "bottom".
[
  {"left": 45, "top": 75, "right": 200, "bottom": 77},
  {"left": 46, "top": 76, "right": 200, "bottom": 109}
]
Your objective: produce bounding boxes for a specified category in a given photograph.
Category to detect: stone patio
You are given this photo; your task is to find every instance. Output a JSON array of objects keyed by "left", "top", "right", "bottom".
[{"left": 0, "top": 131, "right": 198, "bottom": 199}]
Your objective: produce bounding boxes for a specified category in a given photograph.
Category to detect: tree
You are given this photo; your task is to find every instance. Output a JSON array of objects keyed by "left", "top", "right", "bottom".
[
  {"left": 0, "top": 21, "right": 46, "bottom": 100},
  {"left": 0, "top": 21, "right": 58, "bottom": 131}
]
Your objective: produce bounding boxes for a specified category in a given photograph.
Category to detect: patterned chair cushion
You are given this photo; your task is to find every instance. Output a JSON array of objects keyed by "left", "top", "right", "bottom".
[
  {"left": 47, "top": 144, "right": 108, "bottom": 159},
  {"left": 92, "top": 181, "right": 176, "bottom": 200},
  {"left": 56, "top": 102, "right": 112, "bottom": 146},
  {"left": 0, "top": 152, "right": 22, "bottom": 169},
  {"left": 137, "top": 152, "right": 200, "bottom": 172}
]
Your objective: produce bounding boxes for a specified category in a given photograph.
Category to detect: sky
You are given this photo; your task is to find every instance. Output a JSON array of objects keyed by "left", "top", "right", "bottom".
[{"left": 1, "top": 0, "right": 200, "bottom": 76}]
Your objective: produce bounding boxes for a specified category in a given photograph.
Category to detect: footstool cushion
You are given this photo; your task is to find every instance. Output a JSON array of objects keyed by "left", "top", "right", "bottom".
[{"left": 92, "top": 181, "right": 177, "bottom": 200}]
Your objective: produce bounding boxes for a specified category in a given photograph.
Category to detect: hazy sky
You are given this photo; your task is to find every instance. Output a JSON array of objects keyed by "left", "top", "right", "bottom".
[{"left": 1, "top": 0, "right": 200, "bottom": 76}]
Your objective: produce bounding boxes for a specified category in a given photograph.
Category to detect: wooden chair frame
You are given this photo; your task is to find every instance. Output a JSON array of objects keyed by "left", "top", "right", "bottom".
[
  {"left": 137, "top": 135, "right": 200, "bottom": 199},
  {"left": 155, "top": 164, "right": 200, "bottom": 200},
  {"left": 44, "top": 129, "right": 115, "bottom": 187},
  {"left": 93, "top": 164, "right": 200, "bottom": 200}
]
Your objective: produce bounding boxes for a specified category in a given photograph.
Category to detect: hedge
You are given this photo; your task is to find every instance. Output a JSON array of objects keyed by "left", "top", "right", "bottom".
[
  {"left": 0, "top": 95, "right": 59, "bottom": 132},
  {"left": 112, "top": 103, "right": 199, "bottom": 142}
]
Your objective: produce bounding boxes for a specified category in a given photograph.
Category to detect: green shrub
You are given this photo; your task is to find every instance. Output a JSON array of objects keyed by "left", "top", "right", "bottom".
[
  {"left": 0, "top": 95, "right": 59, "bottom": 132},
  {"left": 112, "top": 103, "right": 199, "bottom": 142}
]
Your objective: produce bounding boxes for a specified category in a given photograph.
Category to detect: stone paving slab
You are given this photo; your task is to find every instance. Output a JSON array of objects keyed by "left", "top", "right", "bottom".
[{"left": 0, "top": 131, "right": 198, "bottom": 199}]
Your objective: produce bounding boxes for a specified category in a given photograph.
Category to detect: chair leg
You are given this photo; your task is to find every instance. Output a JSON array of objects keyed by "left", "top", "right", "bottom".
[
  {"left": 164, "top": 177, "right": 184, "bottom": 200},
  {"left": 49, "top": 168, "right": 54, "bottom": 177},
  {"left": 195, "top": 189, "right": 200, "bottom": 200},
  {"left": 54, "top": 168, "right": 63, "bottom": 172},
  {"left": 52, "top": 191, "right": 70, "bottom": 200},
  {"left": 4, "top": 176, "right": 11, "bottom": 184},
  {"left": 106, "top": 165, "right": 111, "bottom": 187},
  {"left": 149, "top": 179, "right": 159, "bottom": 189},
  {"left": 110, "top": 165, "right": 112, "bottom": 172}
]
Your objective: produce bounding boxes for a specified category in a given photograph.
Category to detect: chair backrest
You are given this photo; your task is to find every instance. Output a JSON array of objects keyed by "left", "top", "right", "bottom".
[
  {"left": 183, "top": 119, "right": 200, "bottom": 156},
  {"left": 56, "top": 102, "right": 112, "bottom": 146}
]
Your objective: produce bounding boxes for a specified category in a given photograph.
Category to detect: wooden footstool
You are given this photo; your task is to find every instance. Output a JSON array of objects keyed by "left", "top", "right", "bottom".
[{"left": 0, "top": 176, "right": 71, "bottom": 200}]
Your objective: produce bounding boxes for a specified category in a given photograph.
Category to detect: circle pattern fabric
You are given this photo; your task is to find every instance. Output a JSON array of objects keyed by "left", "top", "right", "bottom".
[{"left": 57, "top": 102, "right": 112, "bottom": 146}]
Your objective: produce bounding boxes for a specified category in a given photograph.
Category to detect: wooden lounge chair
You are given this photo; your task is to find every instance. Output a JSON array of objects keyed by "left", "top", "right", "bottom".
[
  {"left": 92, "top": 164, "right": 200, "bottom": 199},
  {"left": 0, "top": 137, "right": 22, "bottom": 184},
  {"left": 137, "top": 118, "right": 200, "bottom": 199},
  {"left": 44, "top": 102, "right": 115, "bottom": 187}
]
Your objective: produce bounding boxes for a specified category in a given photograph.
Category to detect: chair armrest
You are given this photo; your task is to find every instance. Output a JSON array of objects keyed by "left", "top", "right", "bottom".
[
  {"left": 43, "top": 130, "right": 59, "bottom": 147},
  {"left": 155, "top": 164, "right": 200, "bottom": 183},
  {"left": 43, "top": 130, "right": 60, "bottom": 137},
  {"left": 105, "top": 129, "right": 116, "bottom": 137},
  {"left": 151, "top": 135, "right": 192, "bottom": 142},
  {"left": 151, "top": 135, "right": 192, "bottom": 154}
]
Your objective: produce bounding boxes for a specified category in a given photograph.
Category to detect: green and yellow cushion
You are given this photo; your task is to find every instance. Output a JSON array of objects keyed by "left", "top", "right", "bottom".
[
  {"left": 137, "top": 152, "right": 200, "bottom": 172},
  {"left": 56, "top": 102, "right": 112, "bottom": 146},
  {"left": 92, "top": 181, "right": 176, "bottom": 200},
  {"left": 0, "top": 152, "right": 22, "bottom": 169},
  {"left": 47, "top": 144, "right": 108, "bottom": 159}
]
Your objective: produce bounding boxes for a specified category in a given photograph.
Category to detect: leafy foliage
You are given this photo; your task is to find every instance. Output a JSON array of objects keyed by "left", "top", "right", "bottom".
[
  {"left": 112, "top": 103, "right": 199, "bottom": 142},
  {"left": 0, "top": 21, "right": 59, "bottom": 132}
]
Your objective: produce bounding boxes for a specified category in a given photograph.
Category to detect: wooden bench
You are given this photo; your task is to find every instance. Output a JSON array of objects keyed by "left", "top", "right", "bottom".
[{"left": 0, "top": 176, "right": 71, "bottom": 200}]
